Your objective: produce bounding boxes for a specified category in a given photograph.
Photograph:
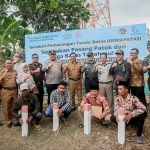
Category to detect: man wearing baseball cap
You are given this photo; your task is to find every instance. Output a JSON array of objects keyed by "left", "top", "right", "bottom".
[
  {"left": 109, "top": 50, "right": 130, "bottom": 95},
  {"left": 12, "top": 83, "right": 42, "bottom": 130},
  {"left": 82, "top": 52, "right": 98, "bottom": 93},
  {"left": 42, "top": 50, "right": 64, "bottom": 105}
]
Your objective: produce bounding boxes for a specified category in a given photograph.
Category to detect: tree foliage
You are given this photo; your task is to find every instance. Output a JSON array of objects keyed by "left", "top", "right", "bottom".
[{"left": 7, "top": 0, "right": 90, "bottom": 32}]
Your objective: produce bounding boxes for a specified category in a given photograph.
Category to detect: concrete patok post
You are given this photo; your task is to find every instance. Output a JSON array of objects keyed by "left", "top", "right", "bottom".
[
  {"left": 118, "top": 107, "right": 126, "bottom": 144},
  {"left": 22, "top": 106, "right": 28, "bottom": 137},
  {"left": 84, "top": 103, "right": 91, "bottom": 135},
  {"left": 53, "top": 102, "right": 59, "bottom": 131}
]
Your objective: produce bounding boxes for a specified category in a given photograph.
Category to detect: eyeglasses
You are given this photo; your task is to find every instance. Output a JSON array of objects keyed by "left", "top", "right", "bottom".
[
  {"left": 33, "top": 57, "right": 38, "bottom": 59},
  {"left": 15, "top": 55, "right": 20, "bottom": 58},
  {"left": 116, "top": 53, "right": 122, "bottom": 55},
  {"left": 130, "top": 53, "right": 137, "bottom": 54}
]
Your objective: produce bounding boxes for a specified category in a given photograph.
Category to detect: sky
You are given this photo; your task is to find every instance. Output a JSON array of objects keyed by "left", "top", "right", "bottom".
[{"left": 109, "top": 0, "right": 150, "bottom": 30}]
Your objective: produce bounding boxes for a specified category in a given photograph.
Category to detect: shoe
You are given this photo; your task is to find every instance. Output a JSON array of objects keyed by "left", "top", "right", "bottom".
[
  {"left": 62, "top": 120, "right": 69, "bottom": 126},
  {"left": 0, "top": 122, "right": 3, "bottom": 126},
  {"left": 7, "top": 122, "right": 12, "bottom": 128},
  {"left": 71, "top": 107, "right": 76, "bottom": 112},
  {"left": 34, "top": 124, "right": 41, "bottom": 130}
]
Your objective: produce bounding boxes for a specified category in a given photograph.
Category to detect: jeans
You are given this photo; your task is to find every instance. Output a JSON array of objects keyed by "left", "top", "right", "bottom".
[
  {"left": 44, "top": 105, "right": 72, "bottom": 120},
  {"left": 13, "top": 112, "right": 43, "bottom": 126}
]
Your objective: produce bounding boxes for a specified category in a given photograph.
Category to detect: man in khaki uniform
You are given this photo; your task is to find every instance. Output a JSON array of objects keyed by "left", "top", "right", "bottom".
[
  {"left": 0, "top": 58, "right": 18, "bottom": 127},
  {"left": 0, "top": 50, "right": 4, "bottom": 126},
  {"left": 63, "top": 52, "right": 82, "bottom": 111}
]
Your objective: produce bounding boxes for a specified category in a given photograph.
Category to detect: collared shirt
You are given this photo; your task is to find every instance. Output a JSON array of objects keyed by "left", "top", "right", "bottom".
[
  {"left": 29, "top": 62, "right": 44, "bottom": 82},
  {"left": 80, "top": 93, "right": 110, "bottom": 119},
  {"left": 68, "top": 61, "right": 82, "bottom": 79},
  {"left": 42, "top": 59, "right": 63, "bottom": 84},
  {"left": 143, "top": 54, "right": 150, "bottom": 75},
  {"left": 130, "top": 58, "right": 144, "bottom": 87},
  {"left": 12, "top": 93, "right": 40, "bottom": 119},
  {"left": 109, "top": 59, "right": 131, "bottom": 87},
  {"left": 13, "top": 62, "right": 22, "bottom": 75},
  {"left": 83, "top": 61, "right": 98, "bottom": 78},
  {"left": 96, "top": 63, "right": 112, "bottom": 82},
  {"left": 0, "top": 69, "right": 17, "bottom": 88},
  {"left": 114, "top": 94, "right": 146, "bottom": 118},
  {"left": 50, "top": 89, "right": 71, "bottom": 111}
]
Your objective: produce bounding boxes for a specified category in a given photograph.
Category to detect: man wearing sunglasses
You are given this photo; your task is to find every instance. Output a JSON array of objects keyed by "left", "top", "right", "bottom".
[
  {"left": 29, "top": 54, "right": 45, "bottom": 112},
  {"left": 13, "top": 52, "right": 22, "bottom": 75},
  {"left": 42, "top": 50, "right": 64, "bottom": 105},
  {"left": 109, "top": 50, "right": 131, "bottom": 95}
]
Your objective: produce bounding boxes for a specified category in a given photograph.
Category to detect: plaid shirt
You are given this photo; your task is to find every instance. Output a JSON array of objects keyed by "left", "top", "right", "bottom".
[{"left": 50, "top": 89, "right": 71, "bottom": 111}]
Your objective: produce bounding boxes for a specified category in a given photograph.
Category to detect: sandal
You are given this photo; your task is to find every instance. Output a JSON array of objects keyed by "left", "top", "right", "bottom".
[
  {"left": 78, "top": 124, "right": 84, "bottom": 128},
  {"left": 62, "top": 120, "right": 69, "bottom": 126},
  {"left": 136, "top": 136, "right": 144, "bottom": 144},
  {"left": 34, "top": 124, "right": 41, "bottom": 130}
]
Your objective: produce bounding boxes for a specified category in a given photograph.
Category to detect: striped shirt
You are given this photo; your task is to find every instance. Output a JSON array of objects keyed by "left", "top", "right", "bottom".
[
  {"left": 50, "top": 89, "right": 71, "bottom": 111},
  {"left": 114, "top": 94, "right": 146, "bottom": 117}
]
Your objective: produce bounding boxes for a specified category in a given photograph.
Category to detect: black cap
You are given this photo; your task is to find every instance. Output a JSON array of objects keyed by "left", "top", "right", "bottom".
[
  {"left": 87, "top": 52, "right": 94, "bottom": 57},
  {"left": 115, "top": 50, "right": 124, "bottom": 55},
  {"left": 49, "top": 50, "right": 56, "bottom": 55},
  {"left": 90, "top": 84, "right": 99, "bottom": 90},
  {"left": 118, "top": 81, "right": 128, "bottom": 88}
]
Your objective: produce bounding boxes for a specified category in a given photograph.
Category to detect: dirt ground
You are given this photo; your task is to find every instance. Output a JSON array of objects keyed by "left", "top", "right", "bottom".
[{"left": 0, "top": 100, "right": 150, "bottom": 150}]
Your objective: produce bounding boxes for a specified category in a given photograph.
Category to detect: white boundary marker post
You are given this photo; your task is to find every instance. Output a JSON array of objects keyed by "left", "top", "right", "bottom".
[
  {"left": 84, "top": 103, "right": 91, "bottom": 135},
  {"left": 22, "top": 106, "right": 28, "bottom": 137},
  {"left": 53, "top": 102, "right": 59, "bottom": 131},
  {"left": 118, "top": 107, "right": 125, "bottom": 144}
]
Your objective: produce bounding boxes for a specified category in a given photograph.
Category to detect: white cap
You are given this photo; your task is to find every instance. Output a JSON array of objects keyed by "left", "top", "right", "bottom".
[{"left": 20, "top": 83, "right": 28, "bottom": 91}]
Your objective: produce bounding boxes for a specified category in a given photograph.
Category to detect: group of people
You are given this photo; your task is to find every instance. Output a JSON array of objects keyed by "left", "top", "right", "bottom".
[{"left": 0, "top": 46, "right": 150, "bottom": 144}]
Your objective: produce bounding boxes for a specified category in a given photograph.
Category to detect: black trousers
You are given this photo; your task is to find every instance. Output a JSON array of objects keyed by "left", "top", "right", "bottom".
[
  {"left": 46, "top": 84, "right": 58, "bottom": 105},
  {"left": 130, "top": 86, "right": 147, "bottom": 106},
  {"left": 84, "top": 78, "right": 98, "bottom": 93},
  {"left": 147, "top": 76, "right": 150, "bottom": 91},
  {"left": 35, "top": 82, "right": 44, "bottom": 112},
  {"left": 110, "top": 112, "right": 146, "bottom": 136},
  {"left": 13, "top": 112, "right": 43, "bottom": 126}
]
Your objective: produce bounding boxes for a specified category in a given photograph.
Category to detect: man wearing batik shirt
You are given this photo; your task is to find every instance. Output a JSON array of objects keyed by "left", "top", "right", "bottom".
[
  {"left": 111, "top": 81, "right": 146, "bottom": 144},
  {"left": 127, "top": 48, "right": 147, "bottom": 106},
  {"left": 78, "top": 84, "right": 110, "bottom": 128}
]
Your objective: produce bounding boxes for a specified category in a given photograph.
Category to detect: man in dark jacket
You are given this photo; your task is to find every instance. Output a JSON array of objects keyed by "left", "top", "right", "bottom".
[{"left": 12, "top": 83, "right": 42, "bottom": 130}]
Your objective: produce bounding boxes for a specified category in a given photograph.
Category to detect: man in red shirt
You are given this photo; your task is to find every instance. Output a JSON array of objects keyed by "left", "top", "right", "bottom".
[{"left": 78, "top": 84, "right": 110, "bottom": 127}]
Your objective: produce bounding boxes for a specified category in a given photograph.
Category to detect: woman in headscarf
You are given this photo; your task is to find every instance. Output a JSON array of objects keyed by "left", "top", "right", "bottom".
[{"left": 17, "top": 63, "right": 36, "bottom": 96}]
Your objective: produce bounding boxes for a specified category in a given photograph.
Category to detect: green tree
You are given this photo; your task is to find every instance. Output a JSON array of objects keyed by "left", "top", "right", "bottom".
[
  {"left": 7, "top": 0, "right": 90, "bottom": 32},
  {"left": 0, "top": 15, "right": 32, "bottom": 52}
]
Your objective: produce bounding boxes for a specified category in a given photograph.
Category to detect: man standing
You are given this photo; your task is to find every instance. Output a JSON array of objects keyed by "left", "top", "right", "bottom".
[
  {"left": 0, "top": 58, "right": 18, "bottom": 127},
  {"left": 63, "top": 52, "right": 82, "bottom": 111},
  {"left": 109, "top": 50, "right": 130, "bottom": 95},
  {"left": 29, "top": 53, "right": 45, "bottom": 112},
  {"left": 13, "top": 52, "right": 22, "bottom": 74},
  {"left": 78, "top": 84, "right": 110, "bottom": 128},
  {"left": 42, "top": 50, "right": 64, "bottom": 105},
  {"left": 44, "top": 81, "right": 72, "bottom": 125},
  {"left": 92, "top": 53, "right": 113, "bottom": 113},
  {"left": 82, "top": 52, "right": 98, "bottom": 93},
  {"left": 110, "top": 81, "right": 146, "bottom": 144},
  {"left": 127, "top": 48, "right": 147, "bottom": 106},
  {"left": 12, "top": 83, "right": 42, "bottom": 130},
  {"left": 143, "top": 46, "right": 150, "bottom": 92}
]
